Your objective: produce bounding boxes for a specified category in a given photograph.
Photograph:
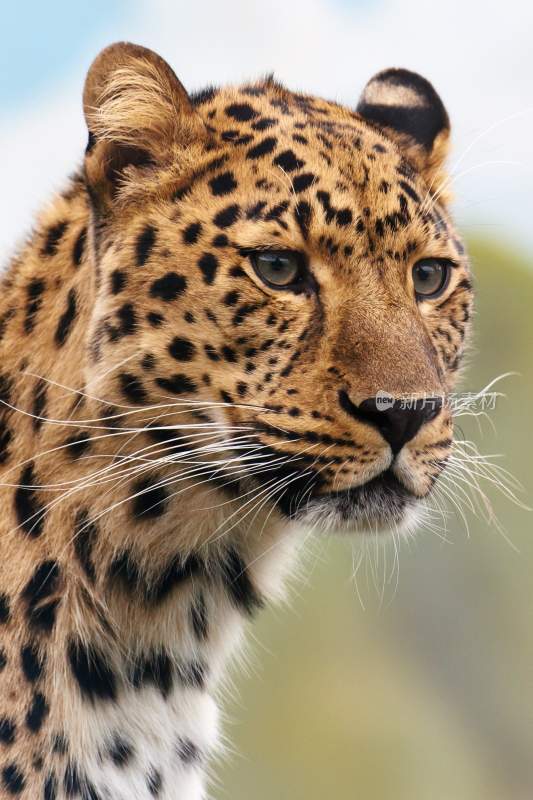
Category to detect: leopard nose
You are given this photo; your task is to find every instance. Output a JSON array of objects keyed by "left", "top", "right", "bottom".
[{"left": 338, "top": 391, "right": 443, "bottom": 455}]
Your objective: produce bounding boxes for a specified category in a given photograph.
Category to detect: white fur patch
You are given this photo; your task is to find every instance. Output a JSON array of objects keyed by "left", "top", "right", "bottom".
[
  {"left": 70, "top": 687, "right": 219, "bottom": 799},
  {"left": 363, "top": 80, "right": 427, "bottom": 108}
]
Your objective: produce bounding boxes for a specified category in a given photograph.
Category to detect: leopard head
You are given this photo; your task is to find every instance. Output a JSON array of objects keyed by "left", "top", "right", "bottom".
[{"left": 82, "top": 43, "right": 473, "bottom": 535}]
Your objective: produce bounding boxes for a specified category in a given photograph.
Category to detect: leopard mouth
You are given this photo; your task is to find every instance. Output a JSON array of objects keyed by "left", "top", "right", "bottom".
[
  {"left": 308, "top": 470, "right": 419, "bottom": 529},
  {"left": 275, "top": 468, "right": 418, "bottom": 530},
  {"left": 237, "top": 437, "right": 419, "bottom": 531}
]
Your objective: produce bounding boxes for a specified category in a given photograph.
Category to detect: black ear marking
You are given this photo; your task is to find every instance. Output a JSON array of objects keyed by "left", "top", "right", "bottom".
[{"left": 356, "top": 68, "right": 449, "bottom": 151}]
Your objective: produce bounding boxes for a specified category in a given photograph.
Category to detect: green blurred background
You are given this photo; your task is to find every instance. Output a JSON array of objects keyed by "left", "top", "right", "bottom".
[
  {"left": 2, "top": 2, "right": 532, "bottom": 798},
  {"left": 218, "top": 239, "right": 533, "bottom": 800}
]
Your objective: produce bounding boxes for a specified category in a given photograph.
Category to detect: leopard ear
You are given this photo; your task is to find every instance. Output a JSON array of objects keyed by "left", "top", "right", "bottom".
[
  {"left": 357, "top": 68, "right": 450, "bottom": 187},
  {"left": 83, "top": 42, "right": 205, "bottom": 207}
]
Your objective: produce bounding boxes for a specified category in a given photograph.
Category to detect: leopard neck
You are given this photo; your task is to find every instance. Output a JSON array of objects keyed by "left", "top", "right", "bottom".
[{"left": 0, "top": 182, "right": 302, "bottom": 799}]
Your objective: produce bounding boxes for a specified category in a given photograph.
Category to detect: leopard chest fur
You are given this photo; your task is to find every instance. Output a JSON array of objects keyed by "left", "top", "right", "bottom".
[
  {"left": 51, "top": 585, "right": 241, "bottom": 800},
  {"left": 0, "top": 494, "right": 299, "bottom": 800},
  {"left": 60, "top": 676, "right": 219, "bottom": 800}
]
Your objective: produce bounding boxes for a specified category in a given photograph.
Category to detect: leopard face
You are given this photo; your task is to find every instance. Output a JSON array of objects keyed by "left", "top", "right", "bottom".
[{"left": 84, "top": 44, "right": 473, "bottom": 535}]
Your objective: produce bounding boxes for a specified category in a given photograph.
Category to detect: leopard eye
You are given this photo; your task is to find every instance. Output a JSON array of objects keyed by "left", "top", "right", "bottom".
[
  {"left": 249, "top": 250, "right": 305, "bottom": 289},
  {"left": 412, "top": 258, "right": 452, "bottom": 299}
]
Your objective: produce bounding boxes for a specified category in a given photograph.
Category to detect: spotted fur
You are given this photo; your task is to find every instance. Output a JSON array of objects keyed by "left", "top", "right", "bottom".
[{"left": 0, "top": 43, "right": 473, "bottom": 799}]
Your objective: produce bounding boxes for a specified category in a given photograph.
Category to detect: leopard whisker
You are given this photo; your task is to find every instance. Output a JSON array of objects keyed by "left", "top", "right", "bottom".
[
  {"left": 205, "top": 470, "right": 309, "bottom": 548},
  {"left": 430, "top": 159, "right": 525, "bottom": 209},
  {"left": 59, "top": 461, "right": 279, "bottom": 567},
  {"left": 0, "top": 428, "right": 257, "bottom": 490},
  {"left": 447, "top": 457, "right": 526, "bottom": 510},
  {"left": 0, "top": 389, "right": 263, "bottom": 432},
  {"left": 71, "top": 436, "right": 309, "bottom": 537},
  {"left": 449, "top": 106, "right": 533, "bottom": 177},
  {"left": 430, "top": 479, "right": 473, "bottom": 538},
  {"left": 1, "top": 433, "right": 271, "bottom": 543},
  {"left": 439, "top": 466, "right": 521, "bottom": 552},
  {"left": 247, "top": 444, "right": 334, "bottom": 534}
]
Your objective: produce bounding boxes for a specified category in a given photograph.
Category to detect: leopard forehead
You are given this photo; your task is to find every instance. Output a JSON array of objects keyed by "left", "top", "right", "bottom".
[{"left": 107, "top": 80, "right": 460, "bottom": 264}]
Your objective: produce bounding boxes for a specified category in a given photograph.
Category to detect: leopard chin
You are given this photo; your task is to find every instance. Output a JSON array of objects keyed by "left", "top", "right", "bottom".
[{"left": 276, "top": 469, "right": 425, "bottom": 535}]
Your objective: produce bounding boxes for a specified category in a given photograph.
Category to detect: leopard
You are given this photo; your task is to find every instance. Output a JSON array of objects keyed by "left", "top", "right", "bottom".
[{"left": 0, "top": 42, "right": 473, "bottom": 800}]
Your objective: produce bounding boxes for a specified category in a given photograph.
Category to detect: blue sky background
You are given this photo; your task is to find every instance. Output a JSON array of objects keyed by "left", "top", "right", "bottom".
[
  {"left": 1, "top": 1, "right": 135, "bottom": 109},
  {"left": 0, "top": 0, "right": 373, "bottom": 110},
  {"left": 1, "top": 0, "right": 532, "bottom": 258}
]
